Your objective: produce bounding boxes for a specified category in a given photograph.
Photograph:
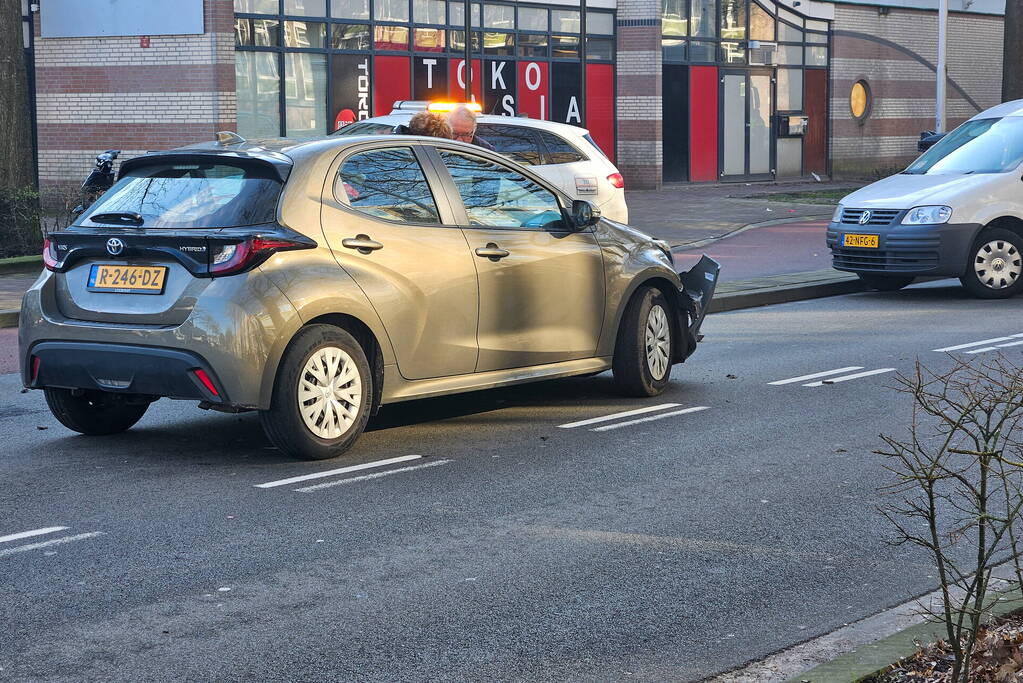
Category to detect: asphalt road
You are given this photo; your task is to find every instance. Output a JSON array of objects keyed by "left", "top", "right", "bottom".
[{"left": 2, "top": 280, "right": 1021, "bottom": 682}]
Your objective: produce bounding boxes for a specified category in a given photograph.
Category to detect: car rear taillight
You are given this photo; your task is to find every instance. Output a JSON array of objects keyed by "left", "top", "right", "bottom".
[
  {"left": 607, "top": 173, "right": 625, "bottom": 189},
  {"left": 31, "top": 356, "right": 41, "bottom": 381},
  {"left": 42, "top": 238, "right": 58, "bottom": 271},
  {"left": 210, "top": 236, "right": 314, "bottom": 276},
  {"left": 192, "top": 368, "right": 219, "bottom": 397}
]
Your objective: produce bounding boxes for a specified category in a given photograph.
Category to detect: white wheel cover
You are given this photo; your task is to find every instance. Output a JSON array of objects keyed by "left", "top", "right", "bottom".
[
  {"left": 298, "top": 346, "right": 362, "bottom": 439},
  {"left": 645, "top": 304, "right": 671, "bottom": 381},
  {"left": 974, "top": 239, "right": 1022, "bottom": 290}
]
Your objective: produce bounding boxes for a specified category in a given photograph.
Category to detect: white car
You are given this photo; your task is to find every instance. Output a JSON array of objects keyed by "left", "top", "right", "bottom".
[
  {"left": 332, "top": 102, "right": 628, "bottom": 223},
  {"left": 829, "top": 98, "right": 1023, "bottom": 298}
]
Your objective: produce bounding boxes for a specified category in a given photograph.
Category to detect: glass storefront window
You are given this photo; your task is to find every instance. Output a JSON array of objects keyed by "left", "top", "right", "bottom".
[
  {"left": 449, "top": 29, "right": 481, "bottom": 52},
  {"left": 586, "top": 12, "right": 614, "bottom": 35},
  {"left": 449, "top": 2, "right": 481, "bottom": 27},
  {"left": 806, "top": 45, "right": 827, "bottom": 65},
  {"left": 776, "top": 44, "right": 802, "bottom": 64},
  {"left": 662, "top": 0, "right": 687, "bottom": 37},
  {"left": 720, "top": 0, "right": 745, "bottom": 40},
  {"left": 483, "top": 31, "right": 514, "bottom": 55},
  {"left": 688, "top": 40, "right": 715, "bottom": 61},
  {"left": 551, "top": 34, "right": 579, "bottom": 58},
  {"left": 285, "top": 53, "right": 326, "bottom": 137},
  {"left": 662, "top": 36, "right": 685, "bottom": 62},
  {"left": 777, "top": 22, "right": 802, "bottom": 42},
  {"left": 776, "top": 67, "right": 802, "bottom": 110},
  {"left": 332, "top": 23, "right": 370, "bottom": 48},
  {"left": 285, "top": 0, "right": 325, "bottom": 16},
  {"left": 236, "top": 18, "right": 280, "bottom": 46},
  {"left": 236, "top": 0, "right": 279, "bottom": 13},
  {"left": 374, "top": 24, "right": 409, "bottom": 49},
  {"left": 777, "top": 8, "right": 802, "bottom": 25},
  {"left": 691, "top": 0, "right": 716, "bottom": 38},
  {"left": 331, "top": 0, "right": 368, "bottom": 20},
  {"left": 806, "top": 31, "right": 827, "bottom": 44},
  {"left": 552, "top": 10, "right": 580, "bottom": 33},
  {"left": 236, "top": 51, "right": 280, "bottom": 138},
  {"left": 415, "top": 27, "right": 445, "bottom": 50},
  {"left": 806, "top": 19, "right": 828, "bottom": 31},
  {"left": 720, "top": 41, "right": 744, "bottom": 63},
  {"left": 414, "top": 0, "right": 445, "bottom": 24},
  {"left": 586, "top": 36, "right": 613, "bottom": 60},
  {"left": 750, "top": 3, "right": 775, "bottom": 41},
  {"left": 485, "top": 4, "right": 514, "bottom": 29},
  {"left": 518, "top": 7, "right": 547, "bottom": 31},
  {"left": 284, "top": 21, "right": 326, "bottom": 47},
  {"left": 518, "top": 32, "right": 547, "bottom": 57},
  {"left": 374, "top": 0, "right": 408, "bottom": 22}
]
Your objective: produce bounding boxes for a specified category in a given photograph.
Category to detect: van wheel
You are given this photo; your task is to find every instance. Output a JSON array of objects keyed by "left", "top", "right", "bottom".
[
  {"left": 613, "top": 287, "right": 672, "bottom": 397},
  {"left": 260, "top": 324, "right": 371, "bottom": 461},
  {"left": 856, "top": 273, "right": 915, "bottom": 291},
  {"left": 44, "top": 388, "right": 149, "bottom": 435},
  {"left": 960, "top": 228, "right": 1023, "bottom": 299}
]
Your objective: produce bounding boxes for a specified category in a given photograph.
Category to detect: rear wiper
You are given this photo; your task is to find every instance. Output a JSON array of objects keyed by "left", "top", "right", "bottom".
[{"left": 88, "top": 211, "right": 144, "bottom": 226}]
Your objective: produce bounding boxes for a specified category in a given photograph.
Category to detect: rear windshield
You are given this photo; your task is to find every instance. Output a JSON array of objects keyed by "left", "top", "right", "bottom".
[
  {"left": 331, "top": 122, "right": 396, "bottom": 136},
  {"left": 77, "top": 161, "right": 282, "bottom": 228}
]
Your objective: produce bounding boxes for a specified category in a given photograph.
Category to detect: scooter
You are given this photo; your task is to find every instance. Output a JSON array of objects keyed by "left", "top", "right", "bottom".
[{"left": 73, "top": 150, "right": 120, "bottom": 214}]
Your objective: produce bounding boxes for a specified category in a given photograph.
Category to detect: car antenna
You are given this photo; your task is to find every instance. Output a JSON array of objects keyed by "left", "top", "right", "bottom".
[{"left": 216, "top": 131, "right": 246, "bottom": 145}]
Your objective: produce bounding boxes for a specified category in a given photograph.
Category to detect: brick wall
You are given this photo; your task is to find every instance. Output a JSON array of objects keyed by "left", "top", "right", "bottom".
[
  {"left": 830, "top": 3, "right": 1003, "bottom": 178},
  {"left": 615, "top": 2, "right": 662, "bottom": 189},
  {"left": 33, "top": 0, "right": 237, "bottom": 186}
]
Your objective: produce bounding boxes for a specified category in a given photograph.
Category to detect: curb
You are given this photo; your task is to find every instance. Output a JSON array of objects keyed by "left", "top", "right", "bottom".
[
  {"left": 0, "top": 309, "right": 18, "bottom": 328},
  {"left": 708, "top": 276, "right": 865, "bottom": 313},
  {"left": 0, "top": 256, "right": 42, "bottom": 275}
]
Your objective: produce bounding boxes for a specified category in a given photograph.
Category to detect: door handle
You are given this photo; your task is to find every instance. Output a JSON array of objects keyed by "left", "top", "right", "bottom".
[
  {"left": 341, "top": 234, "right": 383, "bottom": 254},
  {"left": 475, "top": 243, "right": 510, "bottom": 261}
]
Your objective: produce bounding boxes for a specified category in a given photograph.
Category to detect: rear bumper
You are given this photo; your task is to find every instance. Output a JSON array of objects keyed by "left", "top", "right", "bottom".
[
  {"left": 25, "top": 341, "right": 226, "bottom": 402},
  {"left": 827, "top": 221, "right": 982, "bottom": 276}
]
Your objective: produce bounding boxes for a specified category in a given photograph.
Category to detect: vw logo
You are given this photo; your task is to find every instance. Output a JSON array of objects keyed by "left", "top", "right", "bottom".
[
  {"left": 106, "top": 238, "right": 124, "bottom": 256},
  {"left": 857, "top": 211, "right": 872, "bottom": 225}
]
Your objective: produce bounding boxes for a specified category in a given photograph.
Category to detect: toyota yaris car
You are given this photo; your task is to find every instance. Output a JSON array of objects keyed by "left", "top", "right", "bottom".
[{"left": 20, "top": 133, "right": 718, "bottom": 460}]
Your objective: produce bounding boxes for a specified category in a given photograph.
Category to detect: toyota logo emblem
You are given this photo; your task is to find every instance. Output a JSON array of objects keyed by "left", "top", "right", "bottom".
[
  {"left": 106, "top": 238, "right": 124, "bottom": 256},
  {"left": 858, "top": 211, "right": 872, "bottom": 225}
]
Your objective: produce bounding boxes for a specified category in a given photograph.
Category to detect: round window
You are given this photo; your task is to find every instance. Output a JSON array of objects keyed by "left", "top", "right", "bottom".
[{"left": 850, "top": 80, "right": 871, "bottom": 120}]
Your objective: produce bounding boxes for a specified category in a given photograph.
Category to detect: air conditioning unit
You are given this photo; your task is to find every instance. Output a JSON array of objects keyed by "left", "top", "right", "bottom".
[{"left": 748, "top": 41, "right": 777, "bottom": 65}]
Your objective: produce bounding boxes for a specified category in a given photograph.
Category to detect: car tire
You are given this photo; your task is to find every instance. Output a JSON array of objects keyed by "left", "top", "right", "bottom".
[
  {"left": 856, "top": 273, "right": 915, "bottom": 291},
  {"left": 612, "top": 286, "right": 673, "bottom": 397},
  {"left": 959, "top": 228, "right": 1023, "bottom": 299},
  {"left": 260, "top": 324, "right": 372, "bottom": 461},
  {"left": 44, "top": 388, "right": 149, "bottom": 435}
]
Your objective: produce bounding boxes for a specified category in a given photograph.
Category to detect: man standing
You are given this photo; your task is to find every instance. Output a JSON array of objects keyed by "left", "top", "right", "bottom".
[{"left": 447, "top": 104, "right": 495, "bottom": 150}]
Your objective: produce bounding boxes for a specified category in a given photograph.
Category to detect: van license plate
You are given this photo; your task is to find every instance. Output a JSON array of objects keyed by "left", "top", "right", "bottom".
[
  {"left": 843, "top": 233, "right": 879, "bottom": 248},
  {"left": 87, "top": 264, "right": 168, "bottom": 294}
]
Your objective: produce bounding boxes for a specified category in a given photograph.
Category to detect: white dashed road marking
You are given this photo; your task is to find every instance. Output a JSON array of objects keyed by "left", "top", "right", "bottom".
[
  {"left": 933, "top": 333, "right": 1023, "bottom": 353},
  {"left": 964, "top": 339, "right": 1023, "bottom": 354},
  {"left": 803, "top": 368, "right": 896, "bottom": 387},
  {"left": 558, "top": 403, "right": 680, "bottom": 429},
  {"left": 0, "top": 532, "right": 104, "bottom": 558},
  {"left": 768, "top": 367, "right": 864, "bottom": 386},
  {"left": 590, "top": 406, "right": 710, "bottom": 432},
  {"left": 295, "top": 459, "right": 452, "bottom": 492},
  {"left": 254, "top": 454, "right": 423, "bottom": 489},
  {"left": 0, "top": 526, "right": 68, "bottom": 544}
]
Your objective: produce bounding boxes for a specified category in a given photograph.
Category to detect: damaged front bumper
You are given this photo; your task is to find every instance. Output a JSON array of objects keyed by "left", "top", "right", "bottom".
[{"left": 675, "top": 255, "right": 721, "bottom": 361}]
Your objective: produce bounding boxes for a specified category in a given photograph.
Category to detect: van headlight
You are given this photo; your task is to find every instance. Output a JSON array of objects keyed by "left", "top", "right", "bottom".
[
  {"left": 902, "top": 205, "right": 952, "bottom": 225},
  {"left": 831, "top": 204, "right": 844, "bottom": 223}
]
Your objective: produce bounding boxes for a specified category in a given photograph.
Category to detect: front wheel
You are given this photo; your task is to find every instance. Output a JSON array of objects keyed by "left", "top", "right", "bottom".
[
  {"left": 856, "top": 273, "right": 915, "bottom": 291},
  {"left": 44, "top": 388, "right": 149, "bottom": 435},
  {"left": 612, "top": 287, "right": 673, "bottom": 397},
  {"left": 260, "top": 324, "right": 372, "bottom": 460},
  {"left": 960, "top": 228, "right": 1023, "bottom": 299}
]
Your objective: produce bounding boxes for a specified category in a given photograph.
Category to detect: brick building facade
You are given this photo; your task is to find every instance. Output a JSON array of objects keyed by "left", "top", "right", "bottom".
[{"left": 25, "top": 0, "right": 1007, "bottom": 191}]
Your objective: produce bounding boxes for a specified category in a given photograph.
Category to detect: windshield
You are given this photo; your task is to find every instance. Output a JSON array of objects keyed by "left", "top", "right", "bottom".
[
  {"left": 904, "top": 117, "right": 1023, "bottom": 175},
  {"left": 77, "top": 161, "right": 282, "bottom": 228}
]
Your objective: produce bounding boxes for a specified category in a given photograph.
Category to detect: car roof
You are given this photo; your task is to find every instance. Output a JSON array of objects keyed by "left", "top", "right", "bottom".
[
  {"left": 970, "top": 98, "right": 1023, "bottom": 121},
  {"left": 340, "top": 112, "right": 593, "bottom": 138}
]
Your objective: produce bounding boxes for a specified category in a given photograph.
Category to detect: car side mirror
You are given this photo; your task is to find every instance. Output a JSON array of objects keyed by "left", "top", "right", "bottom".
[{"left": 571, "top": 200, "right": 601, "bottom": 229}]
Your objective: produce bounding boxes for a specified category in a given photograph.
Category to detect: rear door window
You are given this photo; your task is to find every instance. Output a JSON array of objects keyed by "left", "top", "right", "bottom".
[
  {"left": 538, "top": 131, "right": 587, "bottom": 164},
  {"left": 336, "top": 147, "right": 442, "bottom": 224},
  {"left": 475, "top": 124, "right": 545, "bottom": 165},
  {"left": 78, "top": 161, "right": 282, "bottom": 228},
  {"left": 332, "top": 121, "right": 397, "bottom": 136}
]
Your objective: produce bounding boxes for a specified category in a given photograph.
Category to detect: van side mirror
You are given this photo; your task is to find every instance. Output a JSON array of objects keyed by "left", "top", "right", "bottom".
[{"left": 571, "top": 200, "right": 601, "bottom": 229}]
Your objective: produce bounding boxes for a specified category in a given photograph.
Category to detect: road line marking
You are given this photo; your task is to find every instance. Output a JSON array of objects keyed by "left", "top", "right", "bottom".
[
  {"left": 558, "top": 403, "right": 680, "bottom": 429},
  {"left": 933, "top": 335, "right": 1021, "bottom": 352},
  {"left": 0, "top": 526, "right": 68, "bottom": 544},
  {"left": 804, "top": 368, "right": 896, "bottom": 387},
  {"left": 768, "top": 367, "right": 864, "bottom": 386},
  {"left": 254, "top": 455, "right": 423, "bottom": 489},
  {"left": 997, "top": 340, "right": 1023, "bottom": 349},
  {"left": 0, "top": 532, "right": 104, "bottom": 558},
  {"left": 591, "top": 406, "right": 709, "bottom": 432},
  {"left": 295, "top": 459, "right": 452, "bottom": 492},
  {"left": 965, "top": 346, "right": 1001, "bottom": 354}
]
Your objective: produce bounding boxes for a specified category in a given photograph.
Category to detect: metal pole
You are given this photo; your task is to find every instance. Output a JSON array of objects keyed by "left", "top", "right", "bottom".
[
  {"left": 936, "top": 0, "right": 947, "bottom": 132},
  {"left": 464, "top": 0, "right": 472, "bottom": 102},
  {"left": 580, "top": 0, "right": 587, "bottom": 124}
]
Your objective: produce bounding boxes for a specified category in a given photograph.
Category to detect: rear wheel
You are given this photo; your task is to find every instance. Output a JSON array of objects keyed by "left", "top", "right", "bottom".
[
  {"left": 260, "top": 324, "right": 371, "bottom": 461},
  {"left": 960, "top": 228, "right": 1023, "bottom": 299},
  {"left": 612, "top": 287, "right": 673, "bottom": 397},
  {"left": 856, "top": 273, "right": 915, "bottom": 291},
  {"left": 44, "top": 388, "right": 149, "bottom": 435}
]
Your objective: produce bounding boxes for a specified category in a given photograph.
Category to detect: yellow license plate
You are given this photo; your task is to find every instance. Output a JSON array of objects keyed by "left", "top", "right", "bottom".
[
  {"left": 87, "top": 264, "right": 167, "bottom": 294},
  {"left": 843, "top": 233, "right": 879, "bottom": 248}
]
